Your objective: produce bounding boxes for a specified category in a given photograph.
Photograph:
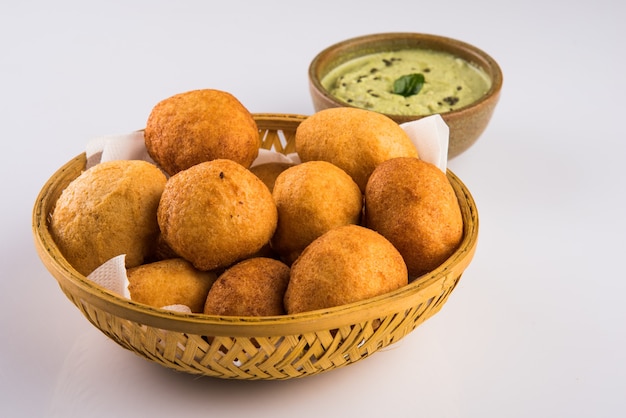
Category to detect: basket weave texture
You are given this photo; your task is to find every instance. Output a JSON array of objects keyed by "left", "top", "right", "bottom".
[{"left": 32, "top": 113, "right": 478, "bottom": 380}]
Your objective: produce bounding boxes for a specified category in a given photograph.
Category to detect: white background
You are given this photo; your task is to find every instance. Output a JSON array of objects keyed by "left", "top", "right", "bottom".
[{"left": 1, "top": 1, "right": 625, "bottom": 417}]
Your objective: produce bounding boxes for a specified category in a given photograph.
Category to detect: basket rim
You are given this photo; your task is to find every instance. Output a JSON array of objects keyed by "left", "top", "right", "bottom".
[{"left": 32, "top": 113, "right": 478, "bottom": 337}]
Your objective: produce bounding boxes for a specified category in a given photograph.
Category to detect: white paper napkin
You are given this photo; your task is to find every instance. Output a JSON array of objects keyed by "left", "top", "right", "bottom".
[
  {"left": 251, "top": 148, "right": 301, "bottom": 167},
  {"left": 85, "top": 131, "right": 154, "bottom": 170},
  {"left": 400, "top": 114, "right": 449, "bottom": 172},
  {"left": 87, "top": 254, "right": 130, "bottom": 298},
  {"left": 82, "top": 114, "right": 449, "bottom": 311}
]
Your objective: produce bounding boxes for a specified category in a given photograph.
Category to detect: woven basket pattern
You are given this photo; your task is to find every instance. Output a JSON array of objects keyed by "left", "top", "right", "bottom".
[{"left": 33, "top": 113, "right": 478, "bottom": 380}]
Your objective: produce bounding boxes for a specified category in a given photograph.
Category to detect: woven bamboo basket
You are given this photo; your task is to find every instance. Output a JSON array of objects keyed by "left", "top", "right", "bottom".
[{"left": 32, "top": 113, "right": 478, "bottom": 380}]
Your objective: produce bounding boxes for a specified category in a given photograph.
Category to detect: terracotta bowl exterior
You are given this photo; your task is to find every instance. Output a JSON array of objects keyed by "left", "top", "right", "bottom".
[{"left": 309, "top": 33, "right": 503, "bottom": 158}]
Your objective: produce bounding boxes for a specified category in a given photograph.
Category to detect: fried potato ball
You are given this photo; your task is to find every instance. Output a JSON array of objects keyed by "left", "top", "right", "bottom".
[
  {"left": 365, "top": 157, "right": 463, "bottom": 277},
  {"left": 295, "top": 107, "right": 418, "bottom": 191},
  {"left": 203, "top": 257, "right": 290, "bottom": 317},
  {"left": 284, "top": 225, "right": 408, "bottom": 314},
  {"left": 50, "top": 160, "right": 167, "bottom": 276},
  {"left": 157, "top": 159, "right": 278, "bottom": 271},
  {"left": 144, "top": 89, "right": 259, "bottom": 175},
  {"left": 127, "top": 258, "right": 217, "bottom": 313},
  {"left": 249, "top": 162, "right": 294, "bottom": 193},
  {"left": 271, "top": 161, "right": 362, "bottom": 264}
]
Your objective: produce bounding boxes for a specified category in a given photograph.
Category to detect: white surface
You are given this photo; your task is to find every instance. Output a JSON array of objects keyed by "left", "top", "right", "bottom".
[{"left": 1, "top": 1, "right": 624, "bottom": 417}]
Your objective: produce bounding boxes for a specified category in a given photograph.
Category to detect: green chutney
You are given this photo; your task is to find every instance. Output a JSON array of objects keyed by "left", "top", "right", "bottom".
[{"left": 321, "top": 49, "right": 491, "bottom": 116}]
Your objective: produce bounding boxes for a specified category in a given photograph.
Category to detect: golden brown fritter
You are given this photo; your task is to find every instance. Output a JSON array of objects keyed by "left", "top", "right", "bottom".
[
  {"left": 204, "top": 257, "right": 290, "bottom": 317},
  {"left": 157, "top": 159, "right": 278, "bottom": 271},
  {"left": 365, "top": 157, "right": 463, "bottom": 277},
  {"left": 284, "top": 225, "right": 408, "bottom": 314},
  {"left": 127, "top": 258, "right": 217, "bottom": 313},
  {"left": 144, "top": 89, "right": 259, "bottom": 175},
  {"left": 50, "top": 160, "right": 167, "bottom": 276},
  {"left": 271, "top": 161, "right": 362, "bottom": 264},
  {"left": 295, "top": 107, "right": 418, "bottom": 191}
]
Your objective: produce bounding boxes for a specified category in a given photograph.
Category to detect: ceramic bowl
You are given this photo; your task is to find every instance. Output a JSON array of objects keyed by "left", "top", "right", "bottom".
[{"left": 308, "top": 32, "right": 503, "bottom": 158}]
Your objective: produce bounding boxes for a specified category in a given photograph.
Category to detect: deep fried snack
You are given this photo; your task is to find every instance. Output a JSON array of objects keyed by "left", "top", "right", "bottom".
[
  {"left": 295, "top": 107, "right": 418, "bottom": 191},
  {"left": 284, "top": 225, "right": 408, "bottom": 314},
  {"left": 271, "top": 161, "right": 362, "bottom": 264},
  {"left": 204, "top": 257, "right": 290, "bottom": 316},
  {"left": 365, "top": 157, "right": 463, "bottom": 277},
  {"left": 157, "top": 159, "right": 278, "bottom": 271},
  {"left": 50, "top": 160, "right": 167, "bottom": 276},
  {"left": 249, "top": 162, "right": 294, "bottom": 193},
  {"left": 127, "top": 258, "right": 217, "bottom": 313},
  {"left": 144, "top": 89, "right": 259, "bottom": 175}
]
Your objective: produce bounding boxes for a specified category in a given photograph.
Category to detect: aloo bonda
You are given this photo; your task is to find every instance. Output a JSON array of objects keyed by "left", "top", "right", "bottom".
[
  {"left": 144, "top": 89, "right": 259, "bottom": 175},
  {"left": 157, "top": 159, "right": 277, "bottom": 271},
  {"left": 50, "top": 160, "right": 167, "bottom": 276},
  {"left": 284, "top": 225, "right": 408, "bottom": 314},
  {"left": 128, "top": 258, "right": 217, "bottom": 313},
  {"left": 271, "top": 160, "right": 362, "bottom": 264},
  {"left": 365, "top": 157, "right": 463, "bottom": 277}
]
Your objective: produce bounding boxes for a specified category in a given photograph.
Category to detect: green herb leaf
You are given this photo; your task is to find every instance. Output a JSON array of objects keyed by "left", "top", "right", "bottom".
[{"left": 392, "top": 73, "right": 425, "bottom": 97}]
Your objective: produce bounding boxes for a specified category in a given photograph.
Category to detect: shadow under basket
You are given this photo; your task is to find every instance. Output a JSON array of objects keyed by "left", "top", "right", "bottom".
[{"left": 32, "top": 113, "right": 479, "bottom": 380}]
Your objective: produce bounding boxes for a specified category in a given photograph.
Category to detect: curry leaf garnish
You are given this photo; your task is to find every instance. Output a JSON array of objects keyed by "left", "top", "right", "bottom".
[{"left": 392, "top": 73, "right": 425, "bottom": 97}]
